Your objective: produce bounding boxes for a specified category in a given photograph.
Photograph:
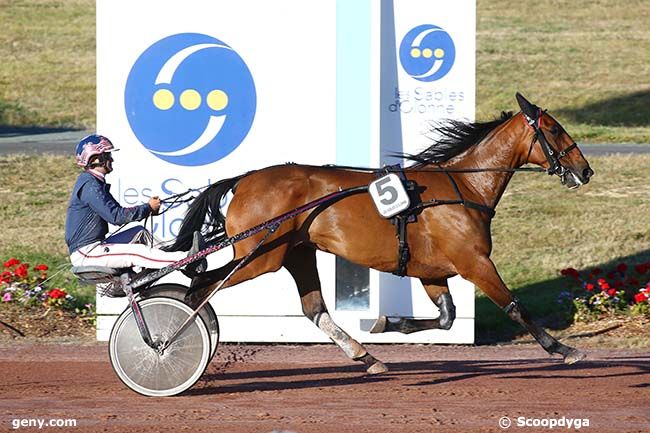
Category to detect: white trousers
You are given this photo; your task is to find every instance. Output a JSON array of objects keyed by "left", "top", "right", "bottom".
[{"left": 70, "top": 241, "right": 187, "bottom": 269}]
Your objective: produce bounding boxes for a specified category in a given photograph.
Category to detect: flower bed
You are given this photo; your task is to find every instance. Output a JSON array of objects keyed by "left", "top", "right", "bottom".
[
  {"left": 559, "top": 262, "right": 650, "bottom": 322},
  {"left": 1, "top": 258, "right": 94, "bottom": 323}
]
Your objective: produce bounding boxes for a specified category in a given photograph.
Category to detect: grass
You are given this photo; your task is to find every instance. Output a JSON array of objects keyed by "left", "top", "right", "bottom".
[
  {"left": 476, "top": 0, "right": 650, "bottom": 143},
  {"left": 1, "top": 0, "right": 649, "bottom": 142},
  {"left": 1, "top": 155, "right": 649, "bottom": 339},
  {"left": 0, "top": 155, "right": 84, "bottom": 301},
  {"left": 0, "top": 0, "right": 95, "bottom": 128}
]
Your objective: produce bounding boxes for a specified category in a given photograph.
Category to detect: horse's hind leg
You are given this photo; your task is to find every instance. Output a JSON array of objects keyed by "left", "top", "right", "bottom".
[
  {"left": 370, "top": 278, "right": 456, "bottom": 334},
  {"left": 283, "top": 246, "right": 388, "bottom": 375}
]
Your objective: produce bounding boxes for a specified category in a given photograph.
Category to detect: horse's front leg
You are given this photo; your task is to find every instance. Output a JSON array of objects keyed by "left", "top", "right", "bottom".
[
  {"left": 370, "top": 278, "right": 456, "bottom": 334},
  {"left": 460, "top": 255, "right": 585, "bottom": 364}
]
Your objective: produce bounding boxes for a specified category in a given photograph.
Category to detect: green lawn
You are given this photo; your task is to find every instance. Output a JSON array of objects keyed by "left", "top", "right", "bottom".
[{"left": 0, "top": 0, "right": 95, "bottom": 128}]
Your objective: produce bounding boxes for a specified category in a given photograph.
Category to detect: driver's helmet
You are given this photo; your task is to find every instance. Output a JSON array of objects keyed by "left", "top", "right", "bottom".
[{"left": 75, "top": 134, "right": 115, "bottom": 168}]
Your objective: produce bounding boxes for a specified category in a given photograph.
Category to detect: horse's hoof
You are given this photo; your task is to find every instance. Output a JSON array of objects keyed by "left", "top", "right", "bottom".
[
  {"left": 369, "top": 316, "right": 387, "bottom": 334},
  {"left": 367, "top": 361, "right": 388, "bottom": 375},
  {"left": 563, "top": 348, "right": 586, "bottom": 364}
]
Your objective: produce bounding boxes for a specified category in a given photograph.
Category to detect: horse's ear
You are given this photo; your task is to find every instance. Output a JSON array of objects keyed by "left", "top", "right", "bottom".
[{"left": 516, "top": 92, "right": 539, "bottom": 119}]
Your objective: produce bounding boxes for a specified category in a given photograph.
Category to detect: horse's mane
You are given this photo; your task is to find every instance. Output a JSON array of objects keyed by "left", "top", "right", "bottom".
[{"left": 395, "top": 111, "right": 513, "bottom": 165}]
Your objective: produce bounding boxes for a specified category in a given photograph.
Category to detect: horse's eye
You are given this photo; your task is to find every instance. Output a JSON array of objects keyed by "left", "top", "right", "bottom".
[{"left": 549, "top": 125, "right": 560, "bottom": 136}]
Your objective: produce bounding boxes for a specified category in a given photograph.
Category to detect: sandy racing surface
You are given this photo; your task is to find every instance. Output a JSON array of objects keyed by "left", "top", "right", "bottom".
[{"left": 0, "top": 342, "right": 648, "bottom": 433}]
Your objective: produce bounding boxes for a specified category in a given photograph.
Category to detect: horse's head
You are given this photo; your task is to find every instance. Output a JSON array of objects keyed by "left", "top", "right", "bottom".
[{"left": 516, "top": 92, "right": 594, "bottom": 189}]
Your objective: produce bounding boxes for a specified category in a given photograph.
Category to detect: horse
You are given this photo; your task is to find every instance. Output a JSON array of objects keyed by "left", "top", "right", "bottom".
[{"left": 167, "top": 93, "right": 594, "bottom": 374}]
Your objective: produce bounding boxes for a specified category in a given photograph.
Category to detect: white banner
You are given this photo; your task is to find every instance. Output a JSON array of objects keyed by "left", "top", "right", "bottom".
[
  {"left": 380, "top": 0, "right": 476, "bottom": 156},
  {"left": 96, "top": 0, "right": 475, "bottom": 343}
]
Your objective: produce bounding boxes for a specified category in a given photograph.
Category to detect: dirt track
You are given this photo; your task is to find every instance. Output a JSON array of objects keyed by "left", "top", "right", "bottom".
[{"left": 0, "top": 342, "right": 648, "bottom": 433}]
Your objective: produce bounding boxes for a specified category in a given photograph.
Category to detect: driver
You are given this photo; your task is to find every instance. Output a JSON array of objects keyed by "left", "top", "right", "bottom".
[{"left": 65, "top": 134, "right": 205, "bottom": 274}]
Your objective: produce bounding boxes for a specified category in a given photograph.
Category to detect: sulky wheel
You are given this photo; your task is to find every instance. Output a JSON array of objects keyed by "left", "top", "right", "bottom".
[
  {"left": 138, "top": 283, "right": 219, "bottom": 360},
  {"left": 109, "top": 297, "right": 210, "bottom": 397}
]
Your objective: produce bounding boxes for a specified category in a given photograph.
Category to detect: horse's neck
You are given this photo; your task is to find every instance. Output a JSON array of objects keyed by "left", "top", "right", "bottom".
[{"left": 442, "top": 119, "right": 528, "bottom": 209}]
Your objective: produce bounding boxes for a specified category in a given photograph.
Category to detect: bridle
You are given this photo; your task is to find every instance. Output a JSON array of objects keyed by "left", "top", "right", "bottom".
[{"left": 522, "top": 108, "right": 579, "bottom": 178}]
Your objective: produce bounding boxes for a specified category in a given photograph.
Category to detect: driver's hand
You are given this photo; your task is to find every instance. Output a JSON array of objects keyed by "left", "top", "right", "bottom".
[{"left": 148, "top": 196, "right": 161, "bottom": 215}]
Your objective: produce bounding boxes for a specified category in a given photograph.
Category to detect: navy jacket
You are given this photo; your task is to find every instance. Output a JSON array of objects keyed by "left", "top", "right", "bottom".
[{"left": 65, "top": 171, "right": 151, "bottom": 254}]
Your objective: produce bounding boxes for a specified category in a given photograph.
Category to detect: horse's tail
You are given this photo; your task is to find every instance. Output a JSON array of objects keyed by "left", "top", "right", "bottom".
[{"left": 165, "top": 174, "right": 245, "bottom": 252}]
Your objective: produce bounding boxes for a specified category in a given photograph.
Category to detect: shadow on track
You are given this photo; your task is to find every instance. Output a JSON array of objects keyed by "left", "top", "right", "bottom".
[{"left": 187, "top": 353, "right": 649, "bottom": 395}]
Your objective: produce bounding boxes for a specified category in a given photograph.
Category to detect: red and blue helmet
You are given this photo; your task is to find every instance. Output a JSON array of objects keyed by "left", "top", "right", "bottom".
[{"left": 75, "top": 134, "right": 116, "bottom": 167}]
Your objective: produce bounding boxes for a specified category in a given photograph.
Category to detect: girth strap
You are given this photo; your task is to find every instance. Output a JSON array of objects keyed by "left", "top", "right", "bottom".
[{"left": 395, "top": 215, "right": 411, "bottom": 277}]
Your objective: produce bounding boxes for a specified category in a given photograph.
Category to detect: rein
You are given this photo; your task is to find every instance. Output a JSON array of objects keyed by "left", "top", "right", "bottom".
[{"left": 326, "top": 164, "right": 546, "bottom": 174}]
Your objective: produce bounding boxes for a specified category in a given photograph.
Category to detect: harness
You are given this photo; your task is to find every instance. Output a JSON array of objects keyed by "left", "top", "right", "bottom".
[{"left": 376, "top": 164, "right": 496, "bottom": 277}]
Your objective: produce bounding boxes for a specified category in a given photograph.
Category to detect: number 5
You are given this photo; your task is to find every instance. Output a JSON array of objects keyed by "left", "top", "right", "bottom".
[{"left": 375, "top": 177, "right": 397, "bottom": 205}]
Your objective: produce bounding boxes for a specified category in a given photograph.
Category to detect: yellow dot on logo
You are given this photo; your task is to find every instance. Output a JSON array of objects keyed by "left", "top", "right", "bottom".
[
  {"left": 207, "top": 89, "right": 229, "bottom": 111},
  {"left": 410, "top": 48, "right": 421, "bottom": 58},
  {"left": 434, "top": 48, "right": 445, "bottom": 58},
  {"left": 152, "top": 89, "right": 174, "bottom": 110},
  {"left": 422, "top": 48, "right": 433, "bottom": 58},
  {"left": 180, "top": 89, "right": 201, "bottom": 110}
]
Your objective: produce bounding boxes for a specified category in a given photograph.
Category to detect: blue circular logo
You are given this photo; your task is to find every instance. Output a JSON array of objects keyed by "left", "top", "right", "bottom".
[
  {"left": 125, "top": 33, "right": 256, "bottom": 166},
  {"left": 399, "top": 25, "right": 455, "bottom": 82}
]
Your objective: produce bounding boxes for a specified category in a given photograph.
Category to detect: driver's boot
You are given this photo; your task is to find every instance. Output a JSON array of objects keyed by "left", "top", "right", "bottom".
[{"left": 183, "top": 231, "right": 207, "bottom": 277}]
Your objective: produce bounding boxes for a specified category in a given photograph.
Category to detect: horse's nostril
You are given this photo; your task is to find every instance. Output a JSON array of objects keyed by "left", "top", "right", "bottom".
[{"left": 583, "top": 168, "right": 594, "bottom": 181}]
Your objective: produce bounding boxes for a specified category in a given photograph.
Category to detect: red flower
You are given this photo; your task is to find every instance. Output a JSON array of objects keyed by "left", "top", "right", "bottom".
[
  {"left": 634, "top": 292, "right": 648, "bottom": 304},
  {"left": 0, "top": 271, "right": 12, "bottom": 283},
  {"left": 3, "top": 258, "right": 20, "bottom": 268},
  {"left": 34, "top": 264, "right": 48, "bottom": 272},
  {"left": 585, "top": 283, "right": 595, "bottom": 292},
  {"left": 627, "top": 278, "right": 640, "bottom": 287},
  {"left": 47, "top": 288, "right": 67, "bottom": 299},
  {"left": 561, "top": 268, "right": 580, "bottom": 278},
  {"left": 597, "top": 278, "right": 607, "bottom": 286},
  {"left": 13, "top": 264, "right": 28, "bottom": 279},
  {"left": 616, "top": 263, "right": 628, "bottom": 273},
  {"left": 601, "top": 282, "right": 611, "bottom": 291},
  {"left": 607, "top": 271, "right": 618, "bottom": 280},
  {"left": 591, "top": 267, "right": 603, "bottom": 275},
  {"left": 606, "top": 288, "right": 617, "bottom": 297},
  {"left": 634, "top": 264, "right": 648, "bottom": 275}
]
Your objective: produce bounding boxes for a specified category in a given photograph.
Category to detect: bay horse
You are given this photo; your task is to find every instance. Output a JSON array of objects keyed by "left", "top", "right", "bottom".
[{"left": 168, "top": 93, "right": 594, "bottom": 374}]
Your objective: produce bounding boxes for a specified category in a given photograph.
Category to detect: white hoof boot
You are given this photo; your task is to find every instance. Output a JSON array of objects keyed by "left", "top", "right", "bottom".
[
  {"left": 369, "top": 316, "right": 387, "bottom": 334},
  {"left": 367, "top": 361, "right": 388, "bottom": 375}
]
